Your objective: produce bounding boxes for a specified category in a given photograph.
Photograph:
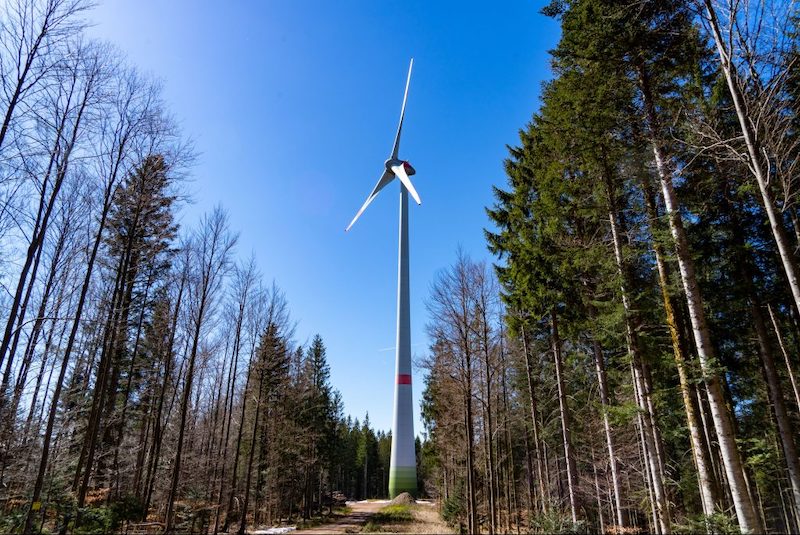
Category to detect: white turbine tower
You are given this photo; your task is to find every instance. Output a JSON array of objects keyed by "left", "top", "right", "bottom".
[{"left": 346, "top": 58, "right": 420, "bottom": 498}]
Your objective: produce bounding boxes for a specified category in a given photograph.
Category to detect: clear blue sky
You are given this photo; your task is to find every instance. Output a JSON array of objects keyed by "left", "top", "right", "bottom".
[{"left": 87, "top": 0, "right": 559, "bottom": 435}]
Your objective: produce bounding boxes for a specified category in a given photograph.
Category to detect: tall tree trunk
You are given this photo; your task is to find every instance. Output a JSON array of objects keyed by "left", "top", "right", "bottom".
[
  {"left": 112, "top": 266, "right": 155, "bottom": 496},
  {"left": 499, "top": 332, "right": 521, "bottom": 533},
  {"left": 213, "top": 330, "right": 241, "bottom": 534},
  {"left": 0, "top": 73, "right": 88, "bottom": 384},
  {"left": 632, "top": 360, "right": 669, "bottom": 533},
  {"left": 551, "top": 310, "right": 578, "bottom": 523},
  {"left": 164, "top": 293, "right": 208, "bottom": 532},
  {"left": 640, "top": 173, "right": 719, "bottom": 516},
  {"left": 767, "top": 304, "right": 800, "bottom": 412},
  {"left": 22, "top": 283, "right": 68, "bottom": 445},
  {"left": 480, "top": 400, "right": 495, "bottom": 534},
  {"left": 23, "top": 179, "right": 115, "bottom": 535},
  {"left": 637, "top": 62, "right": 760, "bottom": 533},
  {"left": 523, "top": 423, "right": 535, "bottom": 522},
  {"left": 719, "top": 183, "right": 800, "bottom": 519},
  {"left": 223, "top": 353, "right": 255, "bottom": 532},
  {"left": 750, "top": 299, "right": 800, "bottom": 518},
  {"left": 142, "top": 272, "right": 185, "bottom": 516},
  {"left": 132, "top": 377, "right": 153, "bottom": 499},
  {"left": 479, "top": 309, "right": 497, "bottom": 533},
  {"left": 702, "top": 0, "right": 800, "bottom": 323},
  {"left": 635, "top": 392, "right": 658, "bottom": 534},
  {"left": 2, "top": 225, "right": 46, "bottom": 390},
  {"left": 591, "top": 446, "right": 605, "bottom": 533},
  {"left": 604, "top": 168, "right": 670, "bottom": 532},
  {"left": 465, "top": 365, "right": 478, "bottom": 534},
  {"left": 520, "top": 326, "right": 548, "bottom": 513},
  {"left": 238, "top": 367, "right": 265, "bottom": 535},
  {"left": 590, "top": 338, "right": 624, "bottom": 528},
  {"left": 10, "top": 212, "right": 70, "bottom": 421},
  {"left": 73, "top": 244, "right": 133, "bottom": 504}
]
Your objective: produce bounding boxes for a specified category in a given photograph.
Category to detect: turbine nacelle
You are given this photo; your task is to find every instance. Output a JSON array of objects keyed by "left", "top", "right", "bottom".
[{"left": 385, "top": 159, "right": 416, "bottom": 177}]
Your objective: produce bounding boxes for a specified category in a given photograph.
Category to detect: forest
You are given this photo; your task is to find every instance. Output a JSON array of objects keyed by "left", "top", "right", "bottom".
[
  {"left": 419, "top": 0, "right": 800, "bottom": 534},
  {"left": 3, "top": 0, "right": 800, "bottom": 534},
  {"left": 0, "top": 1, "right": 402, "bottom": 534}
]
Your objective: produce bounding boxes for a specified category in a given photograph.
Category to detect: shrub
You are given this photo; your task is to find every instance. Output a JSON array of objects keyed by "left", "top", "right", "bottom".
[
  {"left": 529, "top": 509, "right": 589, "bottom": 534},
  {"left": 673, "top": 512, "right": 741, "bottom": 535},
  {"left": 0, "top": 509, "right": 27, "bottom": 534},
  {"left": 109, "top": 494, "right": 146, "bottom": 526},
  {"left": 362, "top": 520, "right": 382, "bottom": 532},
  {"left": 72, "top": 506, "right": 114, "bottom": 535},
  {"left": 441, "top": 489, "right": 464, "bottom": 527}
]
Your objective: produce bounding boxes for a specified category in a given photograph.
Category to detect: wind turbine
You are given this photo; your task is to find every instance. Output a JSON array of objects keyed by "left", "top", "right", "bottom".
[{"left": 346, "top": 58, "right": 420, "bottom": 498}]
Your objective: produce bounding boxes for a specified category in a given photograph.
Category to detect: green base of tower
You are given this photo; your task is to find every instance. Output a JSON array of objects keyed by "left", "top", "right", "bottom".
[{"left": 388, "top": 466, "right": 417, "bottom": 499}]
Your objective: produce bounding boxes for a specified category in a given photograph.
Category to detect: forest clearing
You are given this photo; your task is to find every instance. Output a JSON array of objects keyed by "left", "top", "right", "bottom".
[
  {"left": 3, "top": 0, "right": 800, "bottom": 533},
  {"left": 288, "top": 499, "right": 450, "bottom": 534}
]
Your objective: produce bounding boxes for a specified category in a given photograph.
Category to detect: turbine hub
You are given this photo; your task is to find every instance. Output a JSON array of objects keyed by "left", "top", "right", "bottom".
[{"left": 385, "top": 158, "right": 416, "bottom": 176}]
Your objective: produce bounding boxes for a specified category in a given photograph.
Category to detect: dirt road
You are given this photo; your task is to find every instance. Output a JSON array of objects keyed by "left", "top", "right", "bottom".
[{"left": 293, "top": 500, "right": 386, "bottom": 534}]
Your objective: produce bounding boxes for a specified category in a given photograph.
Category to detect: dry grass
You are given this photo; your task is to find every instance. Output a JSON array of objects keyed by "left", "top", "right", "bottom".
[
  {"left": 606, "top": 525, "right": 644, "bottom": 535},
  {"left": 83, "top": 487, "right": 110, "bottom": 506},
  {"left": 361, "top": 503, "right": 453, "bottom": 534},
  {"left": 405, "top": 505, "right": 453, "bottom": 534}
]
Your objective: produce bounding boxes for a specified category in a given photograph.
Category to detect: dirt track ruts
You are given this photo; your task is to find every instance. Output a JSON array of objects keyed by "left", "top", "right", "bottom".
[{"left": 292, "top": 500, "right": 385, "bottom": 534}]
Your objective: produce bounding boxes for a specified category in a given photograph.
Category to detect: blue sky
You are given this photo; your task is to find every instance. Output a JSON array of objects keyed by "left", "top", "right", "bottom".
[{"left": 87, "top": 1, "right": 559, "bottom": 435}]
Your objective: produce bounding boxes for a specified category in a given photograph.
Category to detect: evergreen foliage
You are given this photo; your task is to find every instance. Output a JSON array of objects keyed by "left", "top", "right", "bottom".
[{"left": 420, "top": 0, "right": 800, "bottom": 533}]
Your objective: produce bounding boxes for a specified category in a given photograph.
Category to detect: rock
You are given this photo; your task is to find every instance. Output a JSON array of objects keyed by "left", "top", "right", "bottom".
[{"left": 389, "top": 492, "right": 416, "bottom": 505}]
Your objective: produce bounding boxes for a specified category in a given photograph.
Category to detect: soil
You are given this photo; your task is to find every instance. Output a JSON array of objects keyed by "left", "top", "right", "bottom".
[{"left": 293, "top": 500, "right": 386, "bottom": 534}]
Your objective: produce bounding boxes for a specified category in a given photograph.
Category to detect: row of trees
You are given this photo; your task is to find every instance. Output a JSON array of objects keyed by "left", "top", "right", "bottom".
[
  {"left": 420, "top": 0, "right": 800, "bottom": 533},
  {"left": 0, "top": 1, "right": 394, "bottom": 533}
]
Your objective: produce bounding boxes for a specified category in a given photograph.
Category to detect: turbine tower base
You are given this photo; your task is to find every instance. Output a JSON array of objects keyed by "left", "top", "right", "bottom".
[{"left": 389, "top": 466, "right": 417, "bottom": 499}]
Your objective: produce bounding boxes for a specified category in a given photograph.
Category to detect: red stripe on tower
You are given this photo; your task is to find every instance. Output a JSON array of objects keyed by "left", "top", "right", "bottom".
[{"left": 397, "top": 374, "right": 412, "bottom": 385}]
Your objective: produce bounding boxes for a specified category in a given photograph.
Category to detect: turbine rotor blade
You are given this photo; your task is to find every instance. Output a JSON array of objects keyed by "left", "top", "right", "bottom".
[
  {"left": 391, "top": 164, "right": 421, "bottom": 205},
  {"left": 391, "top": 58, "right": 413, "bottom": 160},
  {"left": 345, "top": 170, "right": 395, "bottom": 231}
]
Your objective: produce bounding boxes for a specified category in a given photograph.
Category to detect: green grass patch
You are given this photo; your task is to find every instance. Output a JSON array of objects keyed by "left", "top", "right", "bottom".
[
  {"left": 334, "top": 505, "right": 353, "bottom": 515},
  {"left": 362, "top": 520, "right": 383, "bottom": 532},
  {"left": 361, "top": 505, "right": 414, "bottom": 532},
  {"left": 371, "top": 504, "right": 413, "bottom": 523}
]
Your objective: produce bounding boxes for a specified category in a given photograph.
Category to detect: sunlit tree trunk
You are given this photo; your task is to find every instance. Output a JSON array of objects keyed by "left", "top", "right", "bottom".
[
  {"left": 9, "top": 203, "right": 72, "bottom": 422},
  {"left": 637, "top": 61, "right": 759, "bottom": 533},
  {"left": 476, "top": 280, "right": 497, "bottom": 534},
  {"left": 238, "top": 362, "right": 265, "bottom": 535},
  {"left": 551, "top": 310, "right": 578, "bottom": 523},
  {"left": 701, "top": 0, "right": 800, "bottom": 324},
  {"left": 23, "top": 45, "right": 110, "bottom": 535},
  {"left": 604, "top": 169, "right": 670, "bottom": 532},
  {"left": 767, "top": 304, "right": 800, "bottom": 412},
  {"left": 520, "top": 325, "right": 548, "bottom": 514},
  {"left": 165, "top": 209, "right": 236, "bottom": 532},
  {"left": 640, "top": 173, "right": 718, "bottom": 516},
  {"left": 143, "top": 266, "right": 186, "bottom": 517},
  {"left": 590, "top": 338, "right": 624, "bottom": 528},
  {"left": 213, "top": 262, "right": 254, "bottom": 534}
]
